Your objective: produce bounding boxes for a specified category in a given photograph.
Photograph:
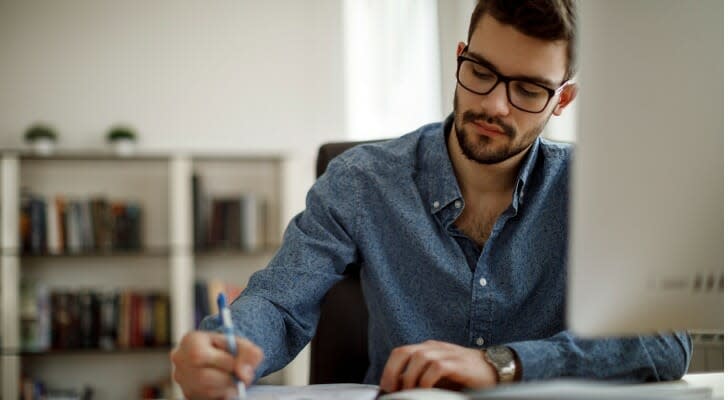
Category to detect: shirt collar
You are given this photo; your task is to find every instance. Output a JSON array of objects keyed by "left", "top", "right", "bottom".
[
  {"left": 417, "top": 114, "right": 462, "bottom": 215},
  {"left": 417, "top": 114, "right": 543, "bottom": 215},
  {"left": 512, "top": 136, "right": 542, "bottom": 212}
]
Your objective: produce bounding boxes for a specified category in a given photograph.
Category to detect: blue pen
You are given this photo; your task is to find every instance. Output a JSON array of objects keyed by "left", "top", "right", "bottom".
[{"left": 217, "top": 293, "right": 247, "bottom": 399}]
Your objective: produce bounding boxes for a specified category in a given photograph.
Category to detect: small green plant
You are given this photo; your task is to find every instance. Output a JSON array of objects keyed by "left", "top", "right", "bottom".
[
  {"left": 24, "top": 125, "right": 57, "bottom": 142},
  {"left": 107, "top": 127, "right": 137, "bottom": 142}
]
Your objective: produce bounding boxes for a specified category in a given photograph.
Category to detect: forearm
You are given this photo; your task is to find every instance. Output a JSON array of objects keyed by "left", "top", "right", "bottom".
[
  {"left": 506, "top": 331, "right": 692, "bottom": 382},
  {"left": 199, "top": 292, "right": 309, "bottom": 381}
]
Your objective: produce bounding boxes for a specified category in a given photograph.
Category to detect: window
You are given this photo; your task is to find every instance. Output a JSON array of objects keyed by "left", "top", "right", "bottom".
[{"left": 343, "top": 0, "right": 442, "bottom": 140}]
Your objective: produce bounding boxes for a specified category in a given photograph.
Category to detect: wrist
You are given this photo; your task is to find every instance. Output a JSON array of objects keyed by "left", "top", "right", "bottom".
[
  {"left": 514, "top": 352, "right": 522, "bottom": 382},
  {"left": 481, "top": 346, "right": 518, "bottom": 384}
]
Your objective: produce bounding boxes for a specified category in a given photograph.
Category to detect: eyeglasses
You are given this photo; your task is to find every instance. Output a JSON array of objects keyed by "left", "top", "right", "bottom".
[{"left": 456, "top": 47, "right": 570, "bottom": 113}]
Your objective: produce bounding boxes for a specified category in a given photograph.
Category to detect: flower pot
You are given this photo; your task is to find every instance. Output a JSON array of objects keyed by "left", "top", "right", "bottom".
[
  {"left": 30, "top": 137, "right": 56, "bottom": 156},
  {"left": 110, "top": 138, "right": 136, "bottom": 156}
]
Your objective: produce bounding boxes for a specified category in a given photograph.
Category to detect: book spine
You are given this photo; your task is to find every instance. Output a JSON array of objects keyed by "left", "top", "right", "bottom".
[
  {"left": 55, "top": 197, "right": 67, "bottom": 253},
  {"left": 80, "top": 200, "right": 94, "bottom": 251},
  {"left": 98, "top": 290, "right": 117, "bottom": 350},
  {"left": 66, "top": 201, "right": 82, "bottom": 254},
  {"left": 29, "top": 197, "right": 46, "bottom": 254},
  {"left": 78, "top": 290, "right": 94, "bottom": 348},
  {"left": 45, "top": 199, "right": 61, "bottom": 254}
]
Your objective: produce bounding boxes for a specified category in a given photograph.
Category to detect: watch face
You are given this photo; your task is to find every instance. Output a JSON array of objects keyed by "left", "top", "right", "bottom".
[{"left": 488, "top": 346, "right": 514, "bottom": 365}]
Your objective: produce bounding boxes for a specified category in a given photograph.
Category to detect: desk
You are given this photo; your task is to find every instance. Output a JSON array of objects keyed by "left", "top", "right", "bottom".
[
  {"left": 674, "top": 373, "right": 723, "bottom": 400},
  {"left": 244, "top": 373, "right": 724, "bottom": 400}
]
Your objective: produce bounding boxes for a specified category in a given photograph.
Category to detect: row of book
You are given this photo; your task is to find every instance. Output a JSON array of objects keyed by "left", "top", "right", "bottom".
[
  {"left": 20, "top": 378, "right": 93, "bottom": 400},
  {"left": 20, "top": 282, "right": 170, "bottom": 351},
  {"left": 20, "top": 192, "right": 144, "bottom": 255},
  {"left": 192, "top": 174, "right": 267, "bottom": 251},
  {"left": 194, "top": 279, "right": 245, "bottom": 328},
  {"left": 19, "top": 377, "right": 170, "bottom": 400}
]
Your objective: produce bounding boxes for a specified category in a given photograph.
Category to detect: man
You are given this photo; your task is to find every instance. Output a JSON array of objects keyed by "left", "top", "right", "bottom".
[{"left": 172, "top": 1, "right": 691, "bottom": 398}]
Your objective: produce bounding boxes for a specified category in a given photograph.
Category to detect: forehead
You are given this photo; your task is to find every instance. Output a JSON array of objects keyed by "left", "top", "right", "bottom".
[{"left": 468, "top": 14, "right": 568, "bottom": 84}]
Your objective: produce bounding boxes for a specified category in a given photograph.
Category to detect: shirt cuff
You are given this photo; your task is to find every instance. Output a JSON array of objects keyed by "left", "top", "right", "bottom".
[{"left": 506, "top": 339, "right": 567, "bottom": 381}]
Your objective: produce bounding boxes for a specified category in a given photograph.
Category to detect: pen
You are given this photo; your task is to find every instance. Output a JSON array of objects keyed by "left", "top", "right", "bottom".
[{"left": 217, "top": 292, "right": 247, "bottom": 399}]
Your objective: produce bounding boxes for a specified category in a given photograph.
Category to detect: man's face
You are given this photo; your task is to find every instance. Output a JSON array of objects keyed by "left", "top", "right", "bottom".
[{"left": 453, "top": 14, "right": 575, "bottom": 165}]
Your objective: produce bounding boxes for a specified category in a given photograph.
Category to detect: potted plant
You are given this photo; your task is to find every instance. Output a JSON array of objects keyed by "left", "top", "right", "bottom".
[
  {"left": 106, "top": 126, "right": 138, "bottom": 156},
  {"left": 24, "top": 124, "right": 58, "bottom": 155}
]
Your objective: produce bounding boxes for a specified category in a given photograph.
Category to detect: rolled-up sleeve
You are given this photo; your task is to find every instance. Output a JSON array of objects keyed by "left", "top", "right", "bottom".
[
  {"left": 199, "top": 155, "right": 362, "bottom": 380},
  {"left": 506, "top": 330, "right": 692, "bottom": 382}
]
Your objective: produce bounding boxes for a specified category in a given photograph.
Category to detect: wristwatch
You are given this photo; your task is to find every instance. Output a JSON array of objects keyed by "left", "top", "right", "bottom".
[{"left": 482, "top": 345, "right": 517, "bottom": 383}]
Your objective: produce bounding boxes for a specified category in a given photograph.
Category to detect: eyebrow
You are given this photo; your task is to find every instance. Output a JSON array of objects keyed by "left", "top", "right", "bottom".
[{"left": 463, "top": 49, "right": 561, "bottom": 89}]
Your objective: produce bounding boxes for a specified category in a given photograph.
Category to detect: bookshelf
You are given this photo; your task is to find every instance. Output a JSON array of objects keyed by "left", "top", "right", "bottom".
[{"left": 0, "top": 150, "right": 288, "bottom": 399}]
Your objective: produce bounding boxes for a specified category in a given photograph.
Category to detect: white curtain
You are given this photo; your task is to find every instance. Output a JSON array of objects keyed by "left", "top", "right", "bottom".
[{"left": 343, "top": 0, "right": 442, "bottom": 140}]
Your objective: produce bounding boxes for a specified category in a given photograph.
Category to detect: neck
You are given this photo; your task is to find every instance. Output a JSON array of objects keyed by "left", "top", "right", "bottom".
[{"left": 447, "top": 124, "right": 532, "bottom": 197}]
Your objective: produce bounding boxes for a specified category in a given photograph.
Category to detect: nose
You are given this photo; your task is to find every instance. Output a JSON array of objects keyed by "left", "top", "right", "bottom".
[{"left": 479, "top": 81, "right": 510, "bottom": 117}]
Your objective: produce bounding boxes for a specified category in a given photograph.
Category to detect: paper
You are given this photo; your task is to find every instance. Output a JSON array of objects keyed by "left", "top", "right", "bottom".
[
  {"left": 246, "top": 384, "right": 379, "bottom": 400},
  {"left": 469, "top": 379, "right": 713, "bottom": 400}
]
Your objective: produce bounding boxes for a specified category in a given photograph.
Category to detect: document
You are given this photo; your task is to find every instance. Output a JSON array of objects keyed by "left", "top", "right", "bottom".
[
  {"left": 469, "top": 379, "right": 713, "bottom": 400},
  {"left": 247, "top": 384, "right": 379, "bottom": 400},
  {"left": 245, "top": 379, "right": 716, "bottom": 400}
]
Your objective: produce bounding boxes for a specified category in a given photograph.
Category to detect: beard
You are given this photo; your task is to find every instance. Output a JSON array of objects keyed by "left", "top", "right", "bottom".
[{"left": 453, "top": 91, "right": 550, "bottom": 165}]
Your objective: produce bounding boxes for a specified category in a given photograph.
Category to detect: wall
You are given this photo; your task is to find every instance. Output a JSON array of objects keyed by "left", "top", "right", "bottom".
[{"left": 0, "top": 0, "right": 347, "bottom": 225}]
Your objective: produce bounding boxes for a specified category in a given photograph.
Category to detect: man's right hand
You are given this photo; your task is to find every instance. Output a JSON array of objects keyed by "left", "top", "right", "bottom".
[{"left": 171, "top": 331, "right": 264, "bottom": 400}]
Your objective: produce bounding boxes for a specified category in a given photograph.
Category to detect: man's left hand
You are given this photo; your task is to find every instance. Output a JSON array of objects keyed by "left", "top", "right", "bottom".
[{"left": 379, "top": 340, "right": 497, "bottom": 393}]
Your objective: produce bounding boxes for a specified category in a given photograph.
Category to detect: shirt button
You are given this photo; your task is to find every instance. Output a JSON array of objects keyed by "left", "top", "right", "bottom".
[
  {"left": 479, "top": 277, "right": 487, "bottom": 287},
  {"left": 476, "top": 337, "right": 485, "bottom": 346},
  {"left": 433, "top": 201, "right": 440, "bottom": 208},
  {"left": 454, "top": 200, "right": 462, "bottom": 209}
]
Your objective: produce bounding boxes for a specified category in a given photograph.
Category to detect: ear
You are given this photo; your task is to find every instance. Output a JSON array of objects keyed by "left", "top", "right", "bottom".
[
  {"left": 552, "top": 83, "right": 578, "bottom": 116},
  {"left": 457, "top": 42, "right": 467, "bottom": 57}
]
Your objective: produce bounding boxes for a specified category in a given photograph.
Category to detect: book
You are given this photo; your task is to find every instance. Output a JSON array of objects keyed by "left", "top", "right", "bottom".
[
  {"left": 23, "top": 286, "right": 169, "bottom": 351},
  {"left": 192, "top": 173, "right": 208, "bottom": 250},
  {"left": 194, "top": 279, "right": 245, "bottom": 327},
  {"left": 45, "top": 199, "right": 61, "bottom": 254},
  {"left": 29, "top": 196, "right": 46, "bottom": 254},
  {"left": 240, "top": 194, "right": 265, "bottom": 252},
  {"left": 55, "top": 196, "right": 67, "bottom": 253},
  {"left": 66, "top": 201, "right": 82, "bottom": 254},
  {"left": 98, "top": 289, "right": 118, "bottom": 350},
  {"left": 191, "top": 173, "right": 268, "bottom": 251}
]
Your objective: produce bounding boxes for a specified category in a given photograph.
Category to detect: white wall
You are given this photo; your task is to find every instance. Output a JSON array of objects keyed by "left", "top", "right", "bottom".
[{"left": 0, "top": 1, "right": 347, "bottom": 224}]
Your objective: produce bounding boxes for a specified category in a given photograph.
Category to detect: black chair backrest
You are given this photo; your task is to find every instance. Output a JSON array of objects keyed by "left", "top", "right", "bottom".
[{"left": 309, "top": 141, "right": 379, "bottom": 384}]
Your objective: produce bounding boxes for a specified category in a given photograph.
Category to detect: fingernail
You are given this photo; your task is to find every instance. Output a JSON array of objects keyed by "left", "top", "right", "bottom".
[{"left": 241, "top": 365, "right": 254, "bottom": 381}]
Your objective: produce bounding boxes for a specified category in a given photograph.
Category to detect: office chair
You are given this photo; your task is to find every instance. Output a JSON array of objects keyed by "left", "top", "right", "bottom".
[{"left": 309, "top": 140, "right": 380, "bottom": 384}]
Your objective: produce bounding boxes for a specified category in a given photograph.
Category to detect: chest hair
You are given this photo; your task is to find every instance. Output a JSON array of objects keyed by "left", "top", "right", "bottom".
[{"left": 454, "top": 199, "right": 511, "bottom": 248}]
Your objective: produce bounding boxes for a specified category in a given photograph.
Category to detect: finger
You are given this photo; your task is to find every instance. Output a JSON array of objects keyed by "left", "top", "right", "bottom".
[
  {"left": 177, "top": 366, "right": 235, "bottom": 399},
  {"left": 234, "top": 340, "right": 265, "bottom": 384},
  {"left": 181, "top": 335, "right": 234, "bottom": 373},
  {"left": 418, "top": 359, "right": 454, "bottom": 389},
  {"left": 236, "top": 337, "right": 265, "bottom": 366},
  {"left": 210, "top": 334, "right": 264, "bottom": 385},
  {"left": 400, "top": 349, "right": 441, "bottom": 390},
  {"left": 380, "top": 345, "right": 418, "bottom": 392},
  {"left": 210, "top": 334, "right": 264, "bottom": 364}
]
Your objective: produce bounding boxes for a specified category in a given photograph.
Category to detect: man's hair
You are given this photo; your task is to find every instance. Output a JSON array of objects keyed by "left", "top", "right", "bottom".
[{"left": 467, "top": 0, "right": 576, "bottom": 80}]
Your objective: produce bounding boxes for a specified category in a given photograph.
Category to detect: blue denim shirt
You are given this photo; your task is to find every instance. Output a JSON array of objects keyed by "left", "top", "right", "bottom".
[{"left": 201, "top": 115, "right": 691, "bottom": 384}]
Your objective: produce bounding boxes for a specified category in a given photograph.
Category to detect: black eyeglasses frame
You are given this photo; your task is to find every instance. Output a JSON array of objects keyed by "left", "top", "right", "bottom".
[{"left": 456, "top": 46, "right": 571, "bottom": 114}]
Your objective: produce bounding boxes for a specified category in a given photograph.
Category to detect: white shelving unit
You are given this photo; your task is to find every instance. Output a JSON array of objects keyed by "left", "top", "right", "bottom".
[{"left": 0, "top": 150, "right": 288, "bottom": 399}]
